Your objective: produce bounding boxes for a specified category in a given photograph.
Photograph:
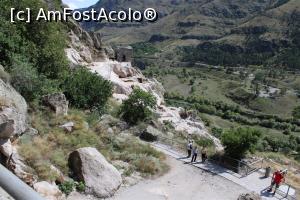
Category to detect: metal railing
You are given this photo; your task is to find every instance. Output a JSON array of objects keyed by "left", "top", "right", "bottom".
[
  {"left": 156, "top": 135, "right": 264, "bottom": 177},
  {"left": 155, "top": 135, "right": 298, "bottom": 199},
  {"left": 0, "top": 164, "right": 44, "bottom": 200},
  {"left": 276, "top": 184, "right": 297, "bottom": 200}
]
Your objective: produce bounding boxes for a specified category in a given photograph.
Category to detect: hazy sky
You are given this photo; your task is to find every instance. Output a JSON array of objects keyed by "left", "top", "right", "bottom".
[{"left": 62, "top": 0, "right": 98, "bottom": 9}]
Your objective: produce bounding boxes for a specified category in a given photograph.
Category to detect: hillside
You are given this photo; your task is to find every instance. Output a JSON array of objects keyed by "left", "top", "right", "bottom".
[{"left": 81, "top": 0, "right": 300, "bottom": 68}]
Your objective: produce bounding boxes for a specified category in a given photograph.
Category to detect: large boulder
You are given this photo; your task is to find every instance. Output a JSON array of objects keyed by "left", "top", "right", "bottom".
[
  {"left": 42, "top": 93, "right": 69, "bottom": 116},
  {"left": 112, "top": 63, "right": 136, "bottom": 78},
  {"left": 0, "top": 79, "right": 28, "bottom": 139},
  {"left": 237, "top": 192, "right": 261, "bottom": 200},
  {"left": 68, "top": 147, "right": 122, "bottom": 198}
]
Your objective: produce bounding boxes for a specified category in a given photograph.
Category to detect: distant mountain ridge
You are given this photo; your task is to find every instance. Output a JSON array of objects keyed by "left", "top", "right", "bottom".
[{"left": 80, "top": 0, "right": 300, "bottom": 68}]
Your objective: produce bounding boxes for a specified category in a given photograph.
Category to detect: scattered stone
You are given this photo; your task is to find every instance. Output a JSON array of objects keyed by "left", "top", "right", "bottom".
[
  {"left": 0, "top": 139, "right": 12, "bottom": 158},
  {"left": 112, "top": 63, "right": 136, "bottom": 78},
  {"left": 68, "top": 147, "right": 122, "bottom": 198},
  {"left": 34, "top": 181, "right": 65, "bottom": 200},
  {"left": 237, "top": 192, "right": 261, "bottom": 200},
  {"left": 123, "top": 172, "right": 143, "bottom": 187},
  {"left": 50, "top": 165, "right": 65, "bottom": 184},
  {"left": 107, "top": 127, "right": 114, "bottom": 135},
  {"left": 139, "top": 126, "right": 163, "bottom": 142},
  {"left": 42, "top": 93, "right": 69, "bottom": 116},
  {"left": 59, "top": 122, "right": 75, "bottom": 133}
]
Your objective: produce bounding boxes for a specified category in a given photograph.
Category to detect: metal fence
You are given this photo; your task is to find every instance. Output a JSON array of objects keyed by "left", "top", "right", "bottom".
[{"left": 157, "top": 135, "right": 264, "bottom": 177}]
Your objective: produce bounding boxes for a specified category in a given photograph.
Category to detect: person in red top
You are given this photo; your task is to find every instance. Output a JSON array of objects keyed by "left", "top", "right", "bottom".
[{"left": 268, "top": 170, "right": 285, "bottom": 195}]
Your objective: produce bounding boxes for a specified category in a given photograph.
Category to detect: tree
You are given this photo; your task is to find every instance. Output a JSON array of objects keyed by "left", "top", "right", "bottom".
[
  {"left": 120, "top": 88, "right": 156, "bottom": 125},
  {"left": 221, "top": 127, "right": 261, "bottom": 159},
  {"left": 64, "top": 68, "right": 113, "bottom": 113}
]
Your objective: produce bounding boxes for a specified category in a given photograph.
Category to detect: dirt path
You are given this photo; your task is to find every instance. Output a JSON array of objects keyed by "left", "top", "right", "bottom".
[{"left": 109, "top": 156, "right": 249, "bottom": 200}]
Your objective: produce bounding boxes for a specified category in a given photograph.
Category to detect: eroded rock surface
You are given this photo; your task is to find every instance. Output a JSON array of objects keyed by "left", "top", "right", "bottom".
[
  {"left": 68, "top": 147, "right": 122, "bottom": 198},
  {"left": 0, "top": 79, "right": 28, "bottom": 139}
]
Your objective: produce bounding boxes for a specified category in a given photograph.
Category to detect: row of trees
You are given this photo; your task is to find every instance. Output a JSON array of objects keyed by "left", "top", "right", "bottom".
[{"left": 165, "top": 93, "right": 300, "bottom": 132}]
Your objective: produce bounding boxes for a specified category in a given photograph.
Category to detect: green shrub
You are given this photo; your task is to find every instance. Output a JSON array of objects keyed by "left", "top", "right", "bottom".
[
  {"left": 195, "top": 136, "right": 214, "bottom": 148},
  {"left": 59, "top": 181, "right": 75, "bottom": 195},
  {"left": 10, "top": 57, "right": 41, "bottom": 101},
  {"left": 211, "top": 127, "right": 223, "bottom": 138},
  {"left": 75, "top": 182, "right": 85, "bottom": 193},
  {"left": 64, "top": 68, "right": 113, "bottom": 113},
  {"left": 120, "top": 88, "right": 156, "bottom": 125},
  {"left": 221, "top": 127, "right": 261, "bottom": 159},
  {"left": 293, "top": 106, "right": 300, "bottom": 119}
]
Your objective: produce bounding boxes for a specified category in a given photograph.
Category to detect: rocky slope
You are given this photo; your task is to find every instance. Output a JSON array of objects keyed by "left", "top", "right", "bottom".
[{"left": 66, "top": 19, "right": 222, "bottom": 150}]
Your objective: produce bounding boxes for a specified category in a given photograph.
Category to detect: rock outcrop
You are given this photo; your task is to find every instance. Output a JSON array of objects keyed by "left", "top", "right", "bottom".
[
  {"left": 65, "top": 20, "right": 107, "bottom": 68},
  {"left": 0, "top": 79, "right": 28, "bottom": 139},
  {"left": 88, "top": 61, "right": 165, "bottom": 105},
  {"left": 64, "top": 19, "right": 221, "bottom": 150},
  {"left": 8, "top": 146, "right": 37, "bottom": 186},
  {"left": 42, "top": 93, "right": 69, "bottom": 116},
  {"left": 68, "top": 147, "right": 122, "bottom": 198},
  {"left": 156, "top": 106, "right": 223, "bottom": 150}
]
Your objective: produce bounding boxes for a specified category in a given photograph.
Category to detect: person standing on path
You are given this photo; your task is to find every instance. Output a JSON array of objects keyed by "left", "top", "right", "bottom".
[
  {"left": 187, "top": 140, "right": 193, "bottom": 158},
  {"left": 268, "top": 170, "right": 285, "bottom": 195},
  {"left": 201, "top": 148, "right": 207, "bottom": 163},
  {"left": 191, "top": 146, "right": 198, "bottom": 163}
]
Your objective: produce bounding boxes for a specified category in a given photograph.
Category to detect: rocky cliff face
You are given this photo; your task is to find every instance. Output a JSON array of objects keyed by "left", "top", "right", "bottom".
[{"left": 0, "top": 75, "right": 38, "bottom": 185}]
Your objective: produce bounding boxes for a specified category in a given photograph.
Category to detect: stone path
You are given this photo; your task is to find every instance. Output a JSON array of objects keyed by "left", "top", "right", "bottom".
[{"left": 152, "top": 143, "right": 297, "bottom": 200}]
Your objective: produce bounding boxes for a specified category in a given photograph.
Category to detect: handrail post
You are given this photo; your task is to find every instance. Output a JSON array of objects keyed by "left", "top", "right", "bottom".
[{"left": 285, "top": 185, "right": 290, "bottom": 198}]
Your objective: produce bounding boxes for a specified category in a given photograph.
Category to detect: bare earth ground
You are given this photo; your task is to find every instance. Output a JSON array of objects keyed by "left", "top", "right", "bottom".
[{"left": 108, "top": 156, "right": 249, "bottom": 200}]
